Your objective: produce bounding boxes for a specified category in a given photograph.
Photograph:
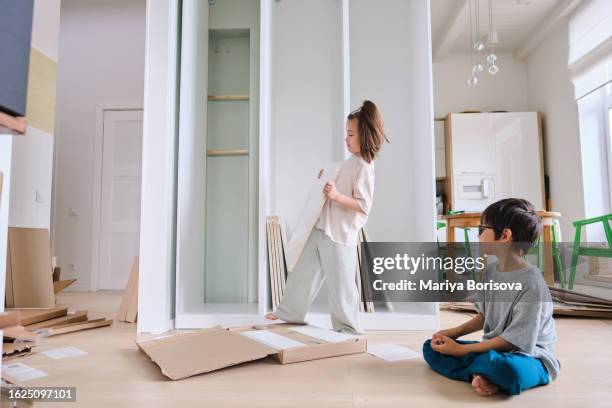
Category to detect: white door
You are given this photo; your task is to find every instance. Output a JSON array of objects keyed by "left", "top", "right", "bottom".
[{"left": 99, "top": 109, "right": 143, "bottom": 289}]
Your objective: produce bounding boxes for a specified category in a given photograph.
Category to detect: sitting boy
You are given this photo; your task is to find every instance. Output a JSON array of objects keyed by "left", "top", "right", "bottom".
[{"left": 423, "top": 198, "right": 560, "bottom": 396}]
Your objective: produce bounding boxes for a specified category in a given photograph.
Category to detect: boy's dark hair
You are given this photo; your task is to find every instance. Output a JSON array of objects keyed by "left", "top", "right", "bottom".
[
  {"left": 481, "top": 198, "right": 542, "bottom": 255},
  {"left": 347, "top": 100, "right": 388, "bottom": 163}
]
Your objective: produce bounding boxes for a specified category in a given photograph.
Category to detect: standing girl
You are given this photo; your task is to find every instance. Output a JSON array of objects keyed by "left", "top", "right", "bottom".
[{"left": 265, "top": 100, "right": 387, "bottom": 334}]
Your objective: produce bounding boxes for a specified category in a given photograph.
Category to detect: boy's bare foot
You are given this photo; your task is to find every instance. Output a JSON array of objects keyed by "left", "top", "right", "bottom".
[
  {"left": 264, "top": 313, "right": 279, "bottom": 320},
  {"left": 471, "top": 375, "right": 499, "bottom": 397}
]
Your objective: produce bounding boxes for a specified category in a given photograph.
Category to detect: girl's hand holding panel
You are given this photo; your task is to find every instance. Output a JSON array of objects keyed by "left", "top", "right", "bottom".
[{"left": 323, "top": 181, "right": 339, "bottom": 201}]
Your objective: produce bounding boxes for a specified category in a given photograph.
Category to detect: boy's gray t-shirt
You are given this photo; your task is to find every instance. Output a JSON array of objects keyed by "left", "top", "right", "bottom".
[{"left": 474, "top": 263, "right": 560, "bottom": 380}]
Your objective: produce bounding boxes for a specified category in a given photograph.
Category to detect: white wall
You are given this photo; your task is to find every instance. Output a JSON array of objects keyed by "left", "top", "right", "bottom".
[
  {"left": 350, "top": 0, "right": 436, "bottom": 242},
  {"left": 526, "top": 20, "right": 585, "bottom": 241},
  {"left": 568, "top": 0, "right": 612, "bottom": 67},
  {"left": 270, "top": 0, "right": 344, "bottom": 230},
  {"left": 54, "top": 0, "right": 146, "bottom": 290},
  {"left": 9, "top": 127, "right": 54, "bottom": 228},
  {"left": 9, "top": 0, "right": 61, "bottom": 230},
  {"left": 433, "top": 52, "right": 529, "bottom": 117},
  {"left": 31, "top": 0, "right": 62, "bottom": 61}
]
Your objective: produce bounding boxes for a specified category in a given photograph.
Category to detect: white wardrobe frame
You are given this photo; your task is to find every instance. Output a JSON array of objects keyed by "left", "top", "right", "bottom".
[{"left": 140, "top": 0, "right": 439, "bottom": 333}]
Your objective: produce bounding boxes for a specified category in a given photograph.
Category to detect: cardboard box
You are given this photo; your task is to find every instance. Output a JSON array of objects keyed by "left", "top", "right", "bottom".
[
  {"left": 5, "top": 227, "right": 55, "bottom": 308},
  {"left": 234, "top": 324, "right": 367, "bottom": 364},
  {"left": 136, "top": 324, "right": 367, "bottom": 381}
]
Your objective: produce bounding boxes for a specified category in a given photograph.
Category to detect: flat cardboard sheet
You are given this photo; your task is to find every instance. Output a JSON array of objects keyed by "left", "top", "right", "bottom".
[
  {"left": 5, "top": 228, "right": 55, "bottom": 308},
  {"left": 118, "top": 257, "right": 139, "bottom": 323},
  {"left": 285, "top": 162, "right": 341, "bottom": 271},
  {"left": 137, "top": 324, "right": 367, "bottom": 380},
  {"left": 136, "top": 326, "right": 278, "bottom": 380}
]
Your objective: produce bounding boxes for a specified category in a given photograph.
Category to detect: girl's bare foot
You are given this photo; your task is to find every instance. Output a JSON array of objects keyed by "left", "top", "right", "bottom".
[
  {"left": 264, "top": 313, "right": 279, "bottom": 320},
  {"left": 471, "top": 375, "right": 499, "bottom": 397}
]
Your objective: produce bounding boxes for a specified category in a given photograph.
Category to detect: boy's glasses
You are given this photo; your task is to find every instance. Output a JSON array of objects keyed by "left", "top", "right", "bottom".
[{"left": 477, "top": 225, "right": 494, "bottom": 236}]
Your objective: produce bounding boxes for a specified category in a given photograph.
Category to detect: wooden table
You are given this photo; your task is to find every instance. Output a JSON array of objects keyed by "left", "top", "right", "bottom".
[{"left": 439, "top": 211, "right": 562, "bottom": 285}]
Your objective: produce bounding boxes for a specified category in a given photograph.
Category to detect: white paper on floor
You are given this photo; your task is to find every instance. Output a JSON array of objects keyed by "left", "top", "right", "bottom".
[
  {"left": 288, "top": 325, "right": 359, "bottom": 343},
  {"left": 3, "top": 363, "right": 48, "bottom": 381},
  {"left": 41, "top": 346, "right": 88, "bottom": 360},
  {"left": 367, "top": 343, "right": 421, "bottom": 361},
  {"left": 240, "top": 330, "right": 305, "bottom": 350}
]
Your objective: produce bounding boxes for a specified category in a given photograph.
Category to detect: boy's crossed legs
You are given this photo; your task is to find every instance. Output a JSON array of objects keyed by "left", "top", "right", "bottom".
[{"left": 423, "top": 340, "right": 550, "bottom": 396}]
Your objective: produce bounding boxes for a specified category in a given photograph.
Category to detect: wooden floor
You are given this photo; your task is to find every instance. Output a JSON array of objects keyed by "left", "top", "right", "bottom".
[{"left": 7, "top": 290, "right": 612, "bottom": 407}]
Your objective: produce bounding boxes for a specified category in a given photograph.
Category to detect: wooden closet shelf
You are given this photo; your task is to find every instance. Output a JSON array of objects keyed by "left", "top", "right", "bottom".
[
  {"left": 207, "top": 149, "right": 249, "bottom": 156},
  {"left": 208, "top": 95, "right": 249, "bottom": 101},
  {"left": 0, "top": 111, "right": 26, "bottom": 135}
]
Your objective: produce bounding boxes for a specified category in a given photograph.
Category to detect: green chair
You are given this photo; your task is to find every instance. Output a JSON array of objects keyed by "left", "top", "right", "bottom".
[
  {"left": 526, "top": 219, "right": 565, "bottom": 287},
  {"left": 568, "top": 214, "right": 612, "bottom": 289}
]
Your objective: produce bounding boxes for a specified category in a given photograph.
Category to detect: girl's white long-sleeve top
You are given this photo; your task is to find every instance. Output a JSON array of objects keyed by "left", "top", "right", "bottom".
[{"left": 315, "top": 154, "right": 375, "bottom": 246}]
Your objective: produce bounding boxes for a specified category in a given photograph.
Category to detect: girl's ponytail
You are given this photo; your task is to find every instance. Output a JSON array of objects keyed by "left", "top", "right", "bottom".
[{"left": 347, "top": 100, "right": 388, "bottom": 163}]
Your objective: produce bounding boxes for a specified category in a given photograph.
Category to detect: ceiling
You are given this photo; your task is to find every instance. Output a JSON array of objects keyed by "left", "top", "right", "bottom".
[{"left": 431, "top": 0, "right": 563, "bottom": 55}]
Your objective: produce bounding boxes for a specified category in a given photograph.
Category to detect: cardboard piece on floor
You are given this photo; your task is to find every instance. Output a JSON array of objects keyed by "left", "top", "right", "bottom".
[
  {"left": 53, "top": 279, "right": 77, "bottom": 294},
  {"left": 549, "top": 286, "right": 612, "bottom": 306},
  {"left": 7, "top": 307, "right": 68, "bottom": 326},
  {"left": 136, "top": 326, "right": 277, "bottom": 380},
  {"left": 137, "top": 323, "right": 367, "bottom": 380},
  {"left": 285, "top": 162, "right": 341, "bottom": 271},
  {"left": 5, "top": 228, "right": 56, "bottom": 308},
  {"left": 118, "top": 257, "right": 139, "bottom": 323},
  {"left": 25, "top": 310, "right": 88, "bottom": 331},
  {"left": 52, "top": 266, "right": 61, "bottom": 282}
]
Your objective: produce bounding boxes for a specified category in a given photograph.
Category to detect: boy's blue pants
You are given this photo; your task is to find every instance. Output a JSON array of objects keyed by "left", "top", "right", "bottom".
[{"left": 422, "top": 339, "right": 549, "bottom": 395}]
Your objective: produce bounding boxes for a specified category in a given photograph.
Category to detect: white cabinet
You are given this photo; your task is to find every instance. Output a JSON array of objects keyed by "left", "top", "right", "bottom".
[
  {"left": 447, "top": 112, "right": 545, "bottom": 212},
  {"left": 451, "top": 113, "right": 496, "bottom": 176},
  {"left": 494, "top": 112, "right": 544, "bottom": 209}
]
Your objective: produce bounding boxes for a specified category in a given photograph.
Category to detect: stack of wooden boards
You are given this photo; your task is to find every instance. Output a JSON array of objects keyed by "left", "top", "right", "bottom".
[
  {"left": 2, "top": 307, "right": 113, "bottom": 360},
  {"left": 549, "top": 286, "right": 612, "bottom": 318},
  {"left": 266, "top": 216, "right": 287, "bottom": 309},
  {"left": 117, "top": 256, "right": 139, "bottom": 323},
  {"left": 441, "top": 286, "right": 612, "bottom": 319},
  {"left": 266, "top": 217, "right": 390, "bottom": 313}
]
